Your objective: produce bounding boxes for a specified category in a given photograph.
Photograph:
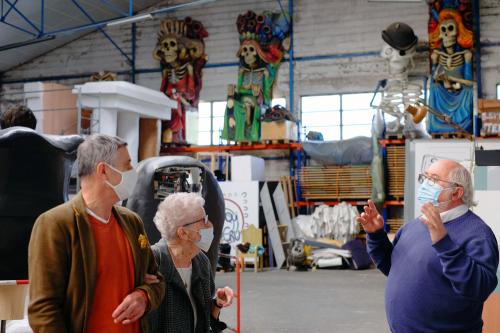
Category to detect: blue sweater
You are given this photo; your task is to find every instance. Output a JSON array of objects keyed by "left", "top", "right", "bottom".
[{"left": 367, "top": 211, "right": 499, "bottom": 333}]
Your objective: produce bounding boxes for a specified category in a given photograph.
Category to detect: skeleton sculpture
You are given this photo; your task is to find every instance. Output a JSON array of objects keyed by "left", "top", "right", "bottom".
[
  {"left": 222, "top": 11, "right": 290, "bottom": 142},
  {"left": 154, "top": 18, "right": 208, "bottom": 143},
  {"left": 374, "top": 22, "right": 427, "bottom": 138},
  {"left": 428, "top": 5, "right": 474, "bottom": 134}
]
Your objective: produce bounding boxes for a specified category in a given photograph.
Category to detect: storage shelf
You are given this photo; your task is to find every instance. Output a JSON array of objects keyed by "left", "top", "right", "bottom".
[
  {"left": 379, "top": 139, "right": 405, "bottom": 146},
  {"left": 161, "top": 142, "right": 302, "bottom": 153}
]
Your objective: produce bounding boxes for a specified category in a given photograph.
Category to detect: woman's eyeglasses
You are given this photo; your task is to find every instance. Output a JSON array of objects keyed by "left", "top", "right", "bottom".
[{"left": 183, "top": 215, "right": 209, "bottom": 227}]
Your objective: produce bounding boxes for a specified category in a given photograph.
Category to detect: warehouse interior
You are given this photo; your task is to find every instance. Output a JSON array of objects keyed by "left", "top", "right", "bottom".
[{"left": 1, "top": 0, "right": 500, "bottom": 332}]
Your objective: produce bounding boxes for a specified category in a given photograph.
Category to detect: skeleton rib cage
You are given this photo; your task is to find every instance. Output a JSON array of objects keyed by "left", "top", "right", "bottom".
[
  {"left": 377, "top": 79, "right": 422, "bottom": 120},
  {"left": 434, "top": 50, "right": 467, "bottom": 70}
]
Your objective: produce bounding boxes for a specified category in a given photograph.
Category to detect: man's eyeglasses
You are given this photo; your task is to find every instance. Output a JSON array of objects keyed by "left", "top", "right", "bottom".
[
  {"left": 183, "top": 215, "right": 209, "bottom": 228},
  {"left": 418, "top": 173, "right": 459, "bottom": 187}
]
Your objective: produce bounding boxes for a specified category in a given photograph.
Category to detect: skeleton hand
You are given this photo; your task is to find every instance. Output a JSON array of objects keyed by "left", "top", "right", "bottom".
[
  {"left": 227, "top": 84, "right": 235, "bottom": 97},
  {"left": 464, "top": 50, "right": 472, "bottom": 62},
  {"left": 431, "top": 52, "right": 439, "bottom": 65},
  {"left": 252, "top": 85, "right": 260, "bottom": 97},
  {"left": 229, "top": 117, "right": 236, "bottom": 128}
]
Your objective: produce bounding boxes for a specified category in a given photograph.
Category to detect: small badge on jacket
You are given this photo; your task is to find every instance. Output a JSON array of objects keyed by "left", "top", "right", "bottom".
[{"left": 138, "top": 234, "right": 149, "bottom": 249}]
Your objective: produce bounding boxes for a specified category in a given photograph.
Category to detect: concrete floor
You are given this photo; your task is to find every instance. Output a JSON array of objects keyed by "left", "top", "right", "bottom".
[{"left": 215, "top": 268, "right": 389, "bottom": 333}]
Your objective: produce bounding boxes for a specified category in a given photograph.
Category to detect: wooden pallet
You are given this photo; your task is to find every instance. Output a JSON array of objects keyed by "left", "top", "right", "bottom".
[
  {"left": 386, "top": 218, "right": 404, "bottom": 233},
  {"left": 264, "top": 139, "right": 297, "bottom": 145},
  {"left": 280, "top": 176, "right": 297, "bottom": 218},
  {"left": 384, "top": 133, "right": 404, "bottom": 140},
  {"left": 162, "top": 142, "right": 191, "bottom": 148},
  {"left": 386, "top": 145, "right": 405, "bottom": 199},
  {"left": 299, "top": 165, "right": 372, "bottom": 200},
  {"left": 225, "top": 141, "right": 256, "bottom": 146},
  {"left": 431, "top": 132, "right": 470, "bottom": 139}
]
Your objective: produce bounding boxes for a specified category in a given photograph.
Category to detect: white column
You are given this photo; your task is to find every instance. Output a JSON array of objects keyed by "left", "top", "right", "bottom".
[
  {"left": 117, "top": 112, "right": 140, "bottom": 166},
  {"left": 99, "top": 108, "right": 118, "bottom": 136}
]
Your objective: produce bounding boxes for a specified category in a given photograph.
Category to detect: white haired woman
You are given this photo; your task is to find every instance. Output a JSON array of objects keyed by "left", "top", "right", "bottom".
[{"left": 147, "top": 192, "right": 233, "bottom": 333}]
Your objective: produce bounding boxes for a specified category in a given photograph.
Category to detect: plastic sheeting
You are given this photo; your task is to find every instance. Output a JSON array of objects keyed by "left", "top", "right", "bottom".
[
  {"left": 370, "top": 125, "right": 385, "bottom": 205},
  {"left": 302, "top": 136, "right": 373, "bottom": 165},
  {"left": 293, "top": 202, "right": 360, "bottom": 245}
]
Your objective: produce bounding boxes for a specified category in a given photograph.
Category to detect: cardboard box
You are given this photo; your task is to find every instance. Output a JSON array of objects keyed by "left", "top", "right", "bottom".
[
  {"left": 231, "top": 155, "right": 265, "bottom": 181},
  {"left": 261, "top": 120, "right": 298, "bottom": 141}
]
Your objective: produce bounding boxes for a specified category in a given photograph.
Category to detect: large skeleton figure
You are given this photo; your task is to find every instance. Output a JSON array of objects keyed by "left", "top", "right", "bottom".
[
  {"left": 431, "top": 19, "right": 472, "bottom": 91},
  {"left": 154, "top": 18, "right": 208, "bottom": 143},
  {"left": 375, "top": 22, "right": 427, "bottom": 138},
  {"left": 228, "top": 40, "right": 272, "bottom": 129},
  {"left": 222, "top": 11, "right": 290, "bottom": 143},
  {"left": 427, "top": 7, "right": 474, "bottom": 134}
]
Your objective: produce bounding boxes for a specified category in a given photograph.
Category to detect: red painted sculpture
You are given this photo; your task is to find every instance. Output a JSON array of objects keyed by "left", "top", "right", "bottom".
[{"left": 154, "top": 18, "right": 208, "bottom": 144}]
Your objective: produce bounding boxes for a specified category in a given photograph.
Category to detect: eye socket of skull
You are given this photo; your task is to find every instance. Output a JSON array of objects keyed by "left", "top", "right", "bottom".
[
  {"left": 242, "top": 46, "right": 248, "bottom": 53},
  {"left": 448, "top": 25, "right": 454, "bottom": 32},
  {"left": 249, "top": 46, "right": 255, "bottom": 53},
  {"left": 162, "top": 41, "right": 169, "bottom": 48},
  {"left": 441, "top": 26, "right": 447, "bottom": 32},
  {"left": 169, "top": 41, "right": 177, "bottom": 47}
]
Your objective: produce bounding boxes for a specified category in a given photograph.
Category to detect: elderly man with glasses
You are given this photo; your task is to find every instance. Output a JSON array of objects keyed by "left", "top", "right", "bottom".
[
  {"left": 358, "top": 159, "right": 499, "bottom": 333},
  {"left": 147, "top": 192, "right": 234, "bottom": 333}
]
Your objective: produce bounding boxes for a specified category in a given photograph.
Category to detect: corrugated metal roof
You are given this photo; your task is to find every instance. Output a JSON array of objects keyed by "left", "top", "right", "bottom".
[{"left": 0, "top": 0, "right": 160, "bottom": 72}]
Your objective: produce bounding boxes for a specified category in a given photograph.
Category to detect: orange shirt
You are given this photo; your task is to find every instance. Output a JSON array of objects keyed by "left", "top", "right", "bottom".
[{"left": 86, "top": 213, "right": 140, "bottom": 333}]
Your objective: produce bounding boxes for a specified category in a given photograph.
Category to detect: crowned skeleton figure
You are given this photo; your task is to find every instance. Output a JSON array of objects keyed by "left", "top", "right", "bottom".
[
  {"left": 222, "top": 11, "right": 290, "bottom": 143},
  {"left": 428, "top": 5, "right": 474, "bottom": 134},
  {"left": 154, "top": 18, "right": 208, "bottom": 144}
]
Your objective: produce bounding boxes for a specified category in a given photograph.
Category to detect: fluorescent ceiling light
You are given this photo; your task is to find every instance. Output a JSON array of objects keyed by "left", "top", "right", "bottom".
[
  {"left": 107, "top": 13, "right": 153, "bottom": 27},
  {"left": 151, "top": 0, "right": 216, "bottom": 17},
  {"left": 105, "top": 0, "right": 216, "bottom": 27}
]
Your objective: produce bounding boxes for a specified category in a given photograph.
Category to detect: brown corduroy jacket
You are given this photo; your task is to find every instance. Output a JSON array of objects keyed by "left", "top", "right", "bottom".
[{"left": 27, "top": 192, "right": 165, "bottom": 333}]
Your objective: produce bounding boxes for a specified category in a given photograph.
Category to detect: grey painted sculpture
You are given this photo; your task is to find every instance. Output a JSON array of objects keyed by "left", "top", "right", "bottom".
[
  {"left": 0, "top": 127, "right": 83, "bottom": 279},
  {"left": 126, "top": 156, "right": 224, "bottom": 274}
]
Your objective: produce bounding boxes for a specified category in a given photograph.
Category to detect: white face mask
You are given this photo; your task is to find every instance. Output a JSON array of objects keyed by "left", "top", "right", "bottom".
[
  {"left": 197, "top": 227, "right": 214, "bottom": 252},
  {"left": 105, "top": 163, "right": 138, "bottom": 201}
]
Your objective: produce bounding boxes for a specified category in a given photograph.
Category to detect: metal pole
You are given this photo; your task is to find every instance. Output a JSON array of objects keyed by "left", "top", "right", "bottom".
[
  {"left": 473, "top": 0, "right": 481, "bottom": 98},
  {"left": 40, "top": 0, "right": 44, "bottom": 34},
  {"left": 288, "top": 0, "right": 294, "bottom": 116},
  {"left": 131, "top": 22, "right": 136, "bottom": 83},
  {"left": 235, "top": 256, "right": 240, "bottom": 333}
]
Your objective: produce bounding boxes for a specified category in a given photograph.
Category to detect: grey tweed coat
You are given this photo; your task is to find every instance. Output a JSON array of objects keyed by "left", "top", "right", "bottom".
[{"left": 148, "top": 239, "right": 226, "bottom": 333}]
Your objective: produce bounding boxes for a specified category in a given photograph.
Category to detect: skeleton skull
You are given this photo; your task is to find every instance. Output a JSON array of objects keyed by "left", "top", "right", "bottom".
[
  {"left": 439, "top": 19, "right": 457, "bottom": 48},
  {"left": 381, "top": 41, "right": 416, "bottom": 75},
  {"left": 160, "top": 37, "right": 179, "bottom": 64},
  {"left": 240, "top": 44, "right": 257, "bottom": 66}
]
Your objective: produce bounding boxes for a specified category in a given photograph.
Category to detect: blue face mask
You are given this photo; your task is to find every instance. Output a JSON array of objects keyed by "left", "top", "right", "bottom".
[{"left": 417, "top": 180, "right": 454, "bottom": 206}]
